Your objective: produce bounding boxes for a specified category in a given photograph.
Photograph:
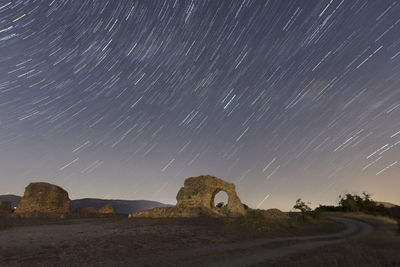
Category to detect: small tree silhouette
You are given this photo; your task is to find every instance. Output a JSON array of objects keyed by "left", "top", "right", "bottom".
[{"left": 293, "top": 198, "right": 312, "bottom": 219}]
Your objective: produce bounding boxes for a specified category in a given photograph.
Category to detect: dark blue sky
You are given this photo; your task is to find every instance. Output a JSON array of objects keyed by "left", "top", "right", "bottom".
[{"left": 1, "top": 0, "right": 399, "bottom": 210}]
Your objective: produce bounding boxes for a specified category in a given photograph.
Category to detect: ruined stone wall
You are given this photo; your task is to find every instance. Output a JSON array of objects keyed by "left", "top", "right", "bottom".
[
  {"left": 15, "top": 182, "right": 71, "bottom": 217},
  {"left": 130, "top": 175, "right": 246, "bottom": 218}
]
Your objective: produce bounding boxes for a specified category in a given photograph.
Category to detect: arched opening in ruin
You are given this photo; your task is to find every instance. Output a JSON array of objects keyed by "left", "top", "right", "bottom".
[{"left": 212, "top": 190, "right": 229, "bottom": 209}]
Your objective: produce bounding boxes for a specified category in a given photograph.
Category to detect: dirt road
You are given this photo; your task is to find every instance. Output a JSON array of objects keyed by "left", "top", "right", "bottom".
[{"left": 135, "top": 217, "right": 373, "bottom": 266}]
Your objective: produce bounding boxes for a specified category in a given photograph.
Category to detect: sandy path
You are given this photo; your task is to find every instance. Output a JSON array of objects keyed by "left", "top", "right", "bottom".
[{"left": 132, "top": 217, "right": 373, "bottom": 266}]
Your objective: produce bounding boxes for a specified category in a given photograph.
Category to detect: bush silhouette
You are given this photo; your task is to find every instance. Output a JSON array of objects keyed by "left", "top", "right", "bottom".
[
  {"left": 216, "top": 202, "right": 224, "bottom": 208},
  {"left": 316, "top": 192, "right": 400, "bottom": 224},
  {"left": 293, "top": 198, "right": 320, "bottom": 220}
]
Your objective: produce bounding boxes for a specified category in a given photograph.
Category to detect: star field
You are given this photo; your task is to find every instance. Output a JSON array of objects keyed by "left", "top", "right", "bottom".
[{"left": 1, "top": 0, "right": 400, "bottom": 209}]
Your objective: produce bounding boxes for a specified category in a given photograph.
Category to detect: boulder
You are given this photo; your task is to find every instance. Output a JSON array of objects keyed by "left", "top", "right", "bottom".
[
  {"left": 130, "top": 175, "right": 246, "bottom": 218},
  {"left": 14, "top": 182, "right": 71, "bottom": 218},
  {"left": 98, "top": 203, "right": 116, "bottom": 214},
  {"left": 0, "top": 201, "right": 12, "bottom": 216}
]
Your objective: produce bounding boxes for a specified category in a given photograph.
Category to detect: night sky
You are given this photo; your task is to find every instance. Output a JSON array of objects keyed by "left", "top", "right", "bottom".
[{"left": 1, "top": 0, "right": 400, "bottom": 210}]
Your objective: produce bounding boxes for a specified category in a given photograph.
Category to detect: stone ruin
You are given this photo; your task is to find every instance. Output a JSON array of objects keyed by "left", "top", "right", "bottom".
[
  {"left": 129, "top": 175, "right": 247, "bottom": 218},
  {"left": 75, "top": 204, "right": 116, "bottom": 216},
  {"left": 98, "top": 203, "right": 116, "bottom": 214},
  {"left": 14, "top": 182, "right": 71, "bottom": 218},
  {"left": 0, "top": 201, "right": 12, "bottom": 216},
  {"left": 75, "top": 207, "right": 98, "bottom": 216}
]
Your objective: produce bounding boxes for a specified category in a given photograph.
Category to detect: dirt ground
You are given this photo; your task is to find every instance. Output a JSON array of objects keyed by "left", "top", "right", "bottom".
[
  {"left": 0, "top": 213, "right": 396, "bottom": 266},
  {"left": 0, "top": 216, "right": 226, "bottom": 266},
  {"left": 0, "top": 214, "right": 335, "bottom": 266}
]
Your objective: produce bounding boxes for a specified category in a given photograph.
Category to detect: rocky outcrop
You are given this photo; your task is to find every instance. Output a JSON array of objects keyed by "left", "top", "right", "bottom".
[
  {"left": 98, "top": 203, "right": 116, "bottom": 214},
  {"left": 0, "top": 201, "right": 12, "bottom": 216},
  {"left": 14, "top": 182, "right": 71, "bottom": 218},
  {"left": 130, "top": 175, "right": 246, "bottom": 218}
]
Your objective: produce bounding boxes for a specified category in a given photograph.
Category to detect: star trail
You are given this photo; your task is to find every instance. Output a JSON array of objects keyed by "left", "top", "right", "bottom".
[{"left": 1, "top": 0, "right": 400, "bottom": 210}]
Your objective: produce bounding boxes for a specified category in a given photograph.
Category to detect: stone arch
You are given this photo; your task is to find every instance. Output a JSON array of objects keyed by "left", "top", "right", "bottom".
[
  {"left": 130, "top": 175, "right": 247, "bottom": 218},
  {"left": 176, "top": 175, "right": 246, "bottom": 216},
  {"left": 211, "top": 188, "right": 229, "bottom": 208}
]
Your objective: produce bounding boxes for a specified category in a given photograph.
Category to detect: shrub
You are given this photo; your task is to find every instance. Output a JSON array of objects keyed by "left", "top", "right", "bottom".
[
  {"left": 293, "top": 198, "right": 311, "bottom": 214},
  {"left": 216, "top": 202, "right": 224, "bottom": 208},
  {"left": 293, "top": 198, "right": 313, "bottom": 219},
  {"left": 317, "top": 192, "right": 400, "bottom": 225},
  {"left": 315, "top": 205, "right": 341, "bottom": 212},
  {"left": 337, "top": 192, "right": 390, "bottom": 215},
  {"left": 293, "top": 199, "right": 322, "bottom": 221},
  {"left": 339, "top": 194, "right": 360, "bottom": 212}
]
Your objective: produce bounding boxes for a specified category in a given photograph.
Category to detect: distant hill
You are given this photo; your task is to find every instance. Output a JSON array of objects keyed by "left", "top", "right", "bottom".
[
  {"left": 375, "top": 201, "right": 399, "bottom": 208},
  {"left": 0, "top": 195, "right": 21, "bottom": 208},
  {"left": 0, "top": 195, "right": 171, "bottom": 214}
]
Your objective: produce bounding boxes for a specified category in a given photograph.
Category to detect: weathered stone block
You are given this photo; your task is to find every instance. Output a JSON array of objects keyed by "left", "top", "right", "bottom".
[{"left": 15, "top": 182, "right": 71, "bottom": 218}]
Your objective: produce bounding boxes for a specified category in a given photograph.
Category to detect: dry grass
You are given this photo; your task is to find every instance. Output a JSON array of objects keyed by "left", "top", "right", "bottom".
[
  {"left": 255, "top": 212, "right": 400, "bottom": 267},
  {"left": 217, "top": 209, "right": 343, "bottom": 239},
  {"left": 334, "top": 212, "right": 398, "bottom": 225}
]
